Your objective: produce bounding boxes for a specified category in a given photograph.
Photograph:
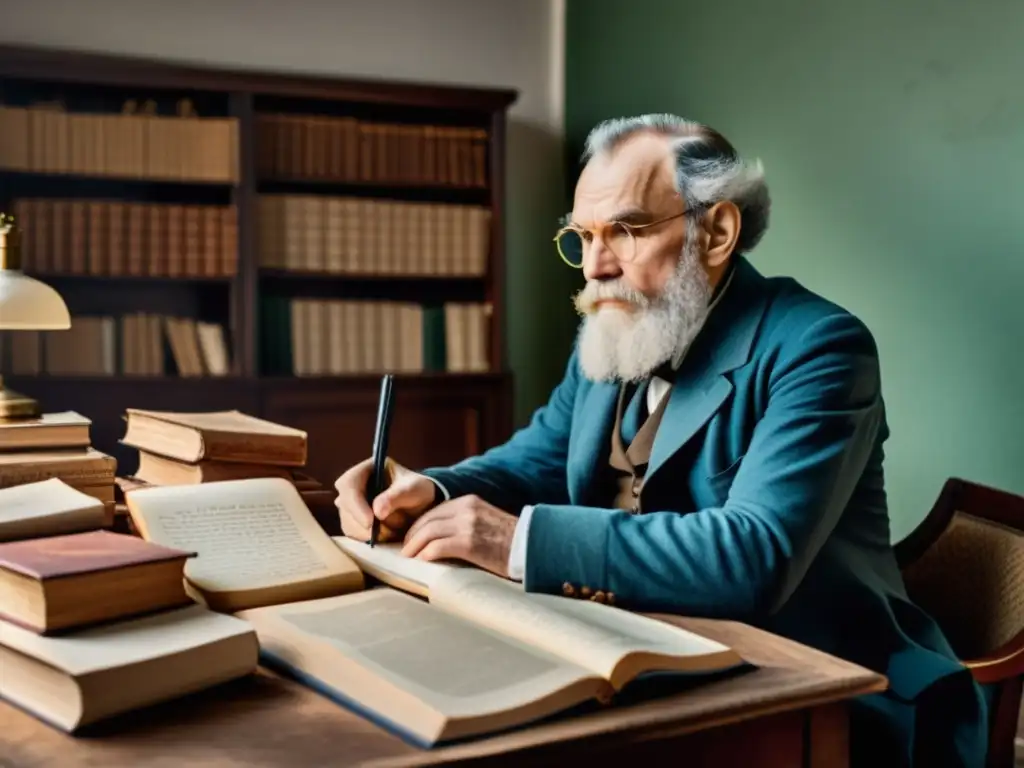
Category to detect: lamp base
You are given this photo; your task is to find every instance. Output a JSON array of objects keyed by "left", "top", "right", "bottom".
[{"left": 0, "top": 376, "right": 40, "bottom": 419}]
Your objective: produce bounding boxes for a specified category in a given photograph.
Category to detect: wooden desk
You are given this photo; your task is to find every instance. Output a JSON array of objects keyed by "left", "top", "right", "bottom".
[{"left": 0, "top": 616, "right": 885, "bottom": 767}]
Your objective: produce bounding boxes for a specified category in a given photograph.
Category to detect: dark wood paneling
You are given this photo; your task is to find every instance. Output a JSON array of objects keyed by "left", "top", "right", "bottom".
[
  {"left": 229, "top": 91, "right": 257, "bottom": 377},
  {"left": 3, "top": 373, "right": 514, "bottom": 487},
  {"left": 260, "top": 374, "right": 512, "bottom": 485},
  {"left": 2, "top": 376, "right": 260, "bottom": 476},
  {"left": 487, "top": 110, "right": 508, "bottom": 371}
]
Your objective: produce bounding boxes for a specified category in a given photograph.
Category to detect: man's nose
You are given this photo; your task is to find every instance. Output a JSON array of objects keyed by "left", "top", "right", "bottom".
[{"left": 582, "top": 238, "right": 622, "bottom": 282}]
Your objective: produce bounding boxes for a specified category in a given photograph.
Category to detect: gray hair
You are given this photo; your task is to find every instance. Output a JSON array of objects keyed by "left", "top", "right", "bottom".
[{"left": 582, "top": 114, "right": 771, "bottom": 255}]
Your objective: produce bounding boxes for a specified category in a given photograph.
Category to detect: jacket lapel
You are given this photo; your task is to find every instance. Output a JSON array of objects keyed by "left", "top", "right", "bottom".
[
  {"left": 645, "top": 257, "right": 769, "bottom": 484},
  {"left": 566, "top": 380, "right": 618, "bottom": 503}
]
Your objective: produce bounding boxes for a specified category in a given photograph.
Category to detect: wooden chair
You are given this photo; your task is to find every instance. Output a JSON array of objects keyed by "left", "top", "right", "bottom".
[{"left": 895, "top": 477, "right": 1024, "bottom": 768}]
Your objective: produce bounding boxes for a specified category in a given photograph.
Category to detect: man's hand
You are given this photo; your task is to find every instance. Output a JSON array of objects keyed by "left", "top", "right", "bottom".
[
  {"left": 335, "top": 457, "right": 437, "bottom": 542},
  {"left": 400, "top": 495, "right": 518, "bottom": 578}
]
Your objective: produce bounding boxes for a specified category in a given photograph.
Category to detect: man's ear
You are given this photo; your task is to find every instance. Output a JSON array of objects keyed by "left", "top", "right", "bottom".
[{"left": 700, "top": 201, "right": 741, "bottom": 268}]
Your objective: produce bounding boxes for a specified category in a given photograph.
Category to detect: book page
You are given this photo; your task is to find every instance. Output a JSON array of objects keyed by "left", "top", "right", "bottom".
[
  {"left": 332, "top": 537, "right": 469, "bottom": 597},
  {"left": 0, "top": 478, "right": 106, "bottom": 541},
  {"left": 431, "top": 569, "right": 737, "bottom": 683},
  {"left": 0, "top": 603, "right": 256, "bottom": 676},
  {"left": 126, "top": 478, "right": 362, "bottom": 597},
  {"left": 242, "top": 590, "right": 599, "bottom": 719},
  {"left": 129, "top": 408, "right": 306, "bottom": 437}
]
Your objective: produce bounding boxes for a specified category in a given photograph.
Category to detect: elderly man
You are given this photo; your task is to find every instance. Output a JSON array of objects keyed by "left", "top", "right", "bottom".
[{"left": 336, "top": 114, "right": 986, "bottom": 766}]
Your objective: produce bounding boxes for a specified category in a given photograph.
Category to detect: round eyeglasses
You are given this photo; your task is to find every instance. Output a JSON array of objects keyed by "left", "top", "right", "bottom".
[{"left": 553, "top": 210, "right": 696, "bottom": 268}]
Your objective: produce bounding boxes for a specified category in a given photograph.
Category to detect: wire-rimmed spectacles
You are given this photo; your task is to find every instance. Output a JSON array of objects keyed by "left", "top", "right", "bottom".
[{"left": 553, "top": 209, "right": 700, "bottom": 268}]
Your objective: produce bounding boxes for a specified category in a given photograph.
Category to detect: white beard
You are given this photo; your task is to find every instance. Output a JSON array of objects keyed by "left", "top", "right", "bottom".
[{"left": 573, "top": 236, "right": 713, "bottom": 383}]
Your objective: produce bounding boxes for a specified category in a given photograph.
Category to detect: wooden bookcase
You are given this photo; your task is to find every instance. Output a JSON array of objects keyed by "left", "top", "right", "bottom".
[{"left": 0, "top": 45, "right": 517, "bottom": 486}]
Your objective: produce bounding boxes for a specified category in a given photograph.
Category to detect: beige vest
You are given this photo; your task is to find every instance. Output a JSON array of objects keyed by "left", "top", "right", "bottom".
[{"left": 608, "top": 382, "right": 670, "bottom": 514}]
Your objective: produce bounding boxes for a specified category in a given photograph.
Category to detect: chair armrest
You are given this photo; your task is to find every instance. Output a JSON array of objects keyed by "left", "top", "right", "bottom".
[{"left": 962, "top": 629, "right": 1024, "bottom": 684}]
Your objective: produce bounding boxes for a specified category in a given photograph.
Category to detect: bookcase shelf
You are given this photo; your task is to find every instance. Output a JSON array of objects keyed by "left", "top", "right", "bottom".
[
  {"left": 26, "top": 272, "right": 235, "bottom": 284},
  {"left": 0, "top": 168, "right": 236, "bottom": 188},
  {"left": 0, "top": 44, "right": 517, "bottom": 480},
  {"left": 259, "top": 270, "right": 485, "bottom": 301},
  {"left": 256, "top": 177, "right": 488, "bottom": 207}
]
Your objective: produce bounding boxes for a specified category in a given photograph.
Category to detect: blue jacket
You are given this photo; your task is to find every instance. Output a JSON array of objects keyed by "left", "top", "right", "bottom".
[{"left": 424, "top": 255, "right": 987, "bottom": 766}]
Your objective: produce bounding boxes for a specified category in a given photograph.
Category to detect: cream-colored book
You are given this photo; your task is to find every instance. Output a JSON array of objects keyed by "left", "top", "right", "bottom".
[
  {"left": 124, "top": 477, "right": 743, "bottom": 747},
  {"left": 444, "top": 302, "right": 468, "bottom": 372},
  {"left": 0, "top": 410, "right": 91, "bottom": 451},
  {"left": 196, "top": 321, "right": 230, "bottom": 376},
  {"left": 241, "top": 540, "right": 743, "bottom": 747},
  {"left": 0, "top": 604, "right": 258, "bottom": 733},
  {"left": 124, "top": 477, "right": 365, "bottom": 612},
  {"left": 305, "top": 300, "right": 327, "bottom": 375},
  {"left": 290, "top": 299, "right": 309, "bottom": 375},
  {"left": 342, "top": 301, "right": 361, "bottom": 373},
  {"left": 327, "top": 300, "right": 345, "bottom": 374},
  {"left": 324, "top": 198, "right": 345, "bottom": 273},
  {"left": 0, "top": 478, "right": 107, "bottom": 542}
]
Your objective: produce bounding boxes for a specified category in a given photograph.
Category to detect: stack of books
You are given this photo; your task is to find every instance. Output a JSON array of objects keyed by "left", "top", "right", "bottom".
[
  {"left": 114, "top": 409, "right": 338, "bottom": 532},
  {"left": 0, "top": 412, "right": 117, "bottom": 527},
  {"left": 0, "top": 484, "right": 258, "bottom": 733}
]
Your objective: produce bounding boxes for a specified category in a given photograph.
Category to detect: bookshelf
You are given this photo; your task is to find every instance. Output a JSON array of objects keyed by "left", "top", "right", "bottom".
[{"left": 0, "top": 45, "right": 517, "bottom": 485}]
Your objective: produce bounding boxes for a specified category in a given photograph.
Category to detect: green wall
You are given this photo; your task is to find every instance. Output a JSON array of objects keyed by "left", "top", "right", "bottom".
[
  {"left": 503, "top": 121, "right": 583, "bottom": 428},
  {"left": 565, "top": 0, "right": 1024, "bottom": 540}
]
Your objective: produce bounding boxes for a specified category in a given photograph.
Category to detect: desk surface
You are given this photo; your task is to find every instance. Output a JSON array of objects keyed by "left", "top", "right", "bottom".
[{"left": 0, "top": 615, "right": 887, "bottom": 767}]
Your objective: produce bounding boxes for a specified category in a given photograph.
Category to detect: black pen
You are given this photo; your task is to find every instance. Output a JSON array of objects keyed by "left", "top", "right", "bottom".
[{"left": 368, "top": 374, "right": 395, "bottom": 548}]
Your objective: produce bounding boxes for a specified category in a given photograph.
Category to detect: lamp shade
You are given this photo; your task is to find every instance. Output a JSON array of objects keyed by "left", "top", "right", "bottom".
[
  {"left": 0, "top": 212, "right": 71, "bottom": 331},
  {"left": 0, "top": 271, "right": 71, "bottom": 330}
]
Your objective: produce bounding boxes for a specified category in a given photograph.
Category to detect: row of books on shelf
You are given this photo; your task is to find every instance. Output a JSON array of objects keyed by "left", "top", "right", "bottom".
[
  {"left": 13, "top": 198, "right": 238, "bottom": 277},
  {"left": 0, "top": 102, "right": 237, "bottom": 183},
  {"left": 0, "top": 314, "right": 230, "bottom": 378},
  {"left": 0, "top": 103, "right": 489, "bottom": 189},
  {"left": 267, "top": 298, "right": 490, "bottom": 375},
  {"left": 255, "top": 113, "right": 487, "bottom": 188},
  {"left": 11, "top": 193, "right": 484, "bottom": 279},
  {"left": 0, "top": 298, "right": 488, "bottom": 377},
  {"left": 0, "top": 407, "right": 735, "bottom": 743},
  {"left": 258, "top": 194, "right": 488, "bottom": 276}
]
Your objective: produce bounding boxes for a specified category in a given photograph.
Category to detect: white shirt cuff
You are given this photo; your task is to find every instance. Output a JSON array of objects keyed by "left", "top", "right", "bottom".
[
  {"left": 428, "top": 477, "right": 451, "bottom": 502},
  {"left": 507, "top": 505, "right": 534, "bottom": 582}
]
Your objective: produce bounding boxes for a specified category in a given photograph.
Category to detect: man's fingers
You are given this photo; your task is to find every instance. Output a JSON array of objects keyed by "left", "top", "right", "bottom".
[
  {"left": 338, "top": 506, "right": 369, "bottom": 539},
  {"left": 403, "top": 502, "right": 456, "bottom": 543},
  {"left": 335, "top": 458, "right": 375, "bottom": 528},
  {"left": 339, "top": 505, "right": 372, "bottom": 539},
  {"left": 401, "top": 516, "right": 458, "bottom": 559},
  {"left": 415, "top": 538, "right": 460, "bottom": 563},
  {"left": 341, "top": 518, "right": 370, "bottom": 541},
  {"left": 372, "top": 482, "right": 406, "bottom": 519},
  {"left": 372, "top": 474, "right": 430, "bottom": 520},
  {"left": 335, "top": 457, "right": 373, "bottom": 492},
  {"left": 337, "top": 492, "right": 374, "bottom": 529},
  {"left": 340, "top": 512, "right": 403, "bottom": 543}
]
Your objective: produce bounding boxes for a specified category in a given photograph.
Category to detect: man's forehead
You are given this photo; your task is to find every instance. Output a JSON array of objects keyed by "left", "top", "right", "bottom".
[{"left": 572, "top": 133, "right": 679, "bottom": 223}]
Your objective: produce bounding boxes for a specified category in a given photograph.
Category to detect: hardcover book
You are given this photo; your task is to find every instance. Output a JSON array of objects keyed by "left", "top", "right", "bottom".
[{"left": 125, "top": 478, "right": 746, "bottom": 746}]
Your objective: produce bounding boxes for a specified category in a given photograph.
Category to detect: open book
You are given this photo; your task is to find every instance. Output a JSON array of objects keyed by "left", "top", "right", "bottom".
[
  {"left": 124, "top": 477, "right": 364, "bottom": 611},
  {"left": 125, "top": 478, "right": 745, "bottom": 747}
]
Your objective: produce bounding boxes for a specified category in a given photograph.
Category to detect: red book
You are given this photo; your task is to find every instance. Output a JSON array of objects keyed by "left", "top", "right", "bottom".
[{"left": 0, "top": 529, "right": 195, "bottom": 634}]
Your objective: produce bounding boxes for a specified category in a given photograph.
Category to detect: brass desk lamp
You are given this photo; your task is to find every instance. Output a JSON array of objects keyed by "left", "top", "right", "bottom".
[{"left": 0, "top": 212, "right": 71, "bottom": 418}]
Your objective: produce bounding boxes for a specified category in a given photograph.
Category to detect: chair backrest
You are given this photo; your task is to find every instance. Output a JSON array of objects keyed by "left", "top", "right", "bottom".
[{"left": 896, "top": 479, "right": 1024, "bottom": 664}]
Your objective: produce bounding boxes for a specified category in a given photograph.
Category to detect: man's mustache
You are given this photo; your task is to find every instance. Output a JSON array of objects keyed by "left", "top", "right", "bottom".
[{"left": 573, "top": 280, "right": 653, "bottom": 315}]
